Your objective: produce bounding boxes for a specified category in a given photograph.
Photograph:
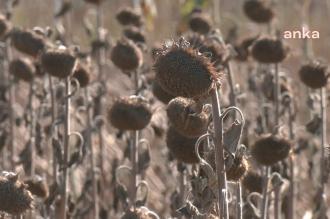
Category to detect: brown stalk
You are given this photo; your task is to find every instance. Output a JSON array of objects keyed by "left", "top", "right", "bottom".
[
  {"left": 130, "top": 130, "right": 139, "bottom": 208},
  {"left": 224, "top": 62, "right": 243, "bottom": 219},
  {"left": 0, "top": 43, "right": 5, "bottom": 170},
  {"left": 94, "top": 115, "right": 105, "bottom": 200},
  {"left": 260, "top": 167, "right": 270, "bottom": 219},
  {"left": 93, "top": 9, "right": 106, "bottom": 198},
  {"left": 224, "top": 58, "right": 243, "bottom": 219},
  {"left": 58, "top": 76, "right": 71, "bottom": 219},
  {"left": 28, "top": 79, "right": 35, "bottom": 177},
  {"left": 177, "top": 162, "right": 186, "bottom": 215},
  {"left": 301, "top": 0, "right": 314, "bottom": 119},
  {"left": 6, "top": 41, "right": 15, "bottom": 170},
  {"left": 98, "top": 127, "right": 105, "bottom": 176},
  {"left": 287, "top": 94, "right": 295, "bottom": 219},
  {"left": 96, "top": 3, "right": 104, "bottom": 82},
  {"left": 49, "top": 75, "right": 58, "bottom": 183},
  {"left": 128, "top": 62, "right": 142, "bottom": 208},
  {"left": 51, "top": 0, "right": 63, "bottom": 187},
  {"left": 134, "top": 70, "right": 139, "bottom": 95},
  {"left": 236, "top": 181, "right": 243, "bottom": 219},
  {"left": 210, "top": 87, "right": 228, "bottom": 219},
  {"left": 90, "top": 1, "right": 106, "bottom": 122},
  {"left": 8, "top": 74, "right": 15, "bottom": 170},
  {"left": 319, "top": 87, "right": 327, "bottom": 218},
  {"left": 274, "top": 63, "right": 280, "bottom": 125},
  {"left": 272, "top": 173, "right": 284, "bottom": 219},
  {"left": 262, "top": 34, "right": 282, "bottom": 219},
  {"left": 274, "top": 184, "right": 281, "bottom": 219},
  {"left": 262, "top": 65, "right": 280, "bottom": 219},
  {"left": 85, "top": 87, "right": 99, "bottom": 219}
]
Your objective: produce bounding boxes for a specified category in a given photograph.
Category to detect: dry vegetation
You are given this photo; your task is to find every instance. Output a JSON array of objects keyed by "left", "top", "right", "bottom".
[{"left": 0, "top": 0, "right": 329, "bottom": 219}]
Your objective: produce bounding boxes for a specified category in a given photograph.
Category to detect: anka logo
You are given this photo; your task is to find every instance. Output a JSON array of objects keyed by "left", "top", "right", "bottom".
[{"left": 283, "top": 27, "right": 320, "bottom": 39}]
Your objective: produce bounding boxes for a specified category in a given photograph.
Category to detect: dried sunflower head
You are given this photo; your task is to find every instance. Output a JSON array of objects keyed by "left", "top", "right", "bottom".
[
  {"left": 123, "top": 26, "right": 146, "bottom": 44},
  {"left": 84, "top": 0, "right": 104, "bottom": 5},
  {"left": 24, "top": 177, "right": 48, "bottom": 199},
  {"left": 110, "top": 38, "right": 143, "bottom": 72},
  {"left": 116, "top": 7, "right": 143, "bottom": 27},
  {"left": 41, "top": 46, "right": 77, "bottom": 78},
  {"left": 108, "top": 96, "right": 152, "bottom": 131},
  {"left": 251, "top": 36, "right": 288, "bottom": 63},
  {"left": 152, "top": 81, "right": 175, "bottom": 104},
  {"left": 9, "top": 58, "right": 35, "bottom": 82},
  {"left": 251, "top": 133, "right": 291, "bottom": 166},
  {"left": 0, "top": 173, "right": 33, "bottom": 215},
  {"left": 167, "top": 97, "right": 209, "bottom": 137},
  {"left": 189, "top": 12, "right": 212, "bottom": 35},
  {"left": 154, "top": 38, "right": 220, "bottom": 98},
  {"left": 243, "top": 0, "right": 274, "bottom": 23},
  {"left": 226, "top": 156, "right": 249, "bottom": 181},
  {"left": 242, "top": 171, "right": 263, "bottom": 193},
  {"left": 72, "top": 64, "right": 90, "bottom": 88},
  {"left": 186, "top": 34, "right": 225, "bottom": 66},
  {"left": 166, "top": 127, "right": 200, "bottom": 164},
  {"left": 299, "top": 60, "right": 329, "bottom": 89},
  {"left": 10, "top": 28, "right": 46, "bottom": 57}
]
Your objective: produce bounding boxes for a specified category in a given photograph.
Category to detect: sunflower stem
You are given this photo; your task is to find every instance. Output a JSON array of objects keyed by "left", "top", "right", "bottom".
[
  {"left": 28, "top": 79, "right": 35, "bottom": 177},
  {"left": 211, "top": 87, "right": 228, "bottom": 219},
  {"left": 236, "top": 181, "right": 243, "bottom": 219},
  {"left": 130, "top": 130, "right": 139, "bottom": 209},
  {"left": 5, "top": 40, "right": 15, "bottom": 170},
  {"left": 92, "top": 3, "right": 105, "bottom": 118},
  {"left": 319, "top": 87, "right": 327, "bottom": 218},
  {"left": 85, "top": 87, "right": 99, "bottom": 219},
  {"left": 178, "top": 162, "right": 185, "bottom": 207},
  {"left": 59, "top": 77, "right": 71, "bottom": 219},
  {"left": 49, "top": 75, "right": 58, "bottom": 183},
  {"left": 134, "top": 70, "right": 139, "bottom": 95},
  {"left": 8, "top": 70, "right": 15, "bottom": 170},
  {"left": 96, "top": 3, "right": 104, "bottom": 82},
  {"left": 98, "top": 122, "right": 106, "bottom": 200},
  {"left": 287, "top": 98, "right": 295, "bottom": 219},
  {"left": 0, "top": 43, "right": 5, "bottom": 170},
  {"left": 274, "top": 63, "right": 280, "bottom": 126},
  {"left": 261, "top": 167, "right": 270, "bottom": 219},
  {"left": 225, "top": 62, "right": 243, "bottom": 219},
  {"left": 274, "top": 184, "right": 281, "bottom": 219}
]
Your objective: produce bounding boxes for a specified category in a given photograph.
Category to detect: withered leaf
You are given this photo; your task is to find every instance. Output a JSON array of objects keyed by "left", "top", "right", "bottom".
[{"left": 223, "top": 120, "right": 243, "bottom": 156}]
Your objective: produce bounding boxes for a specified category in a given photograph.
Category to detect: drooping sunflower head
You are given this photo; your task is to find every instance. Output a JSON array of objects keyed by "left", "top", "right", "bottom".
[{"left": 154, "top": 38, "right": 221, "bottom": 98}]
